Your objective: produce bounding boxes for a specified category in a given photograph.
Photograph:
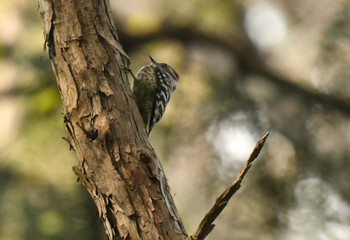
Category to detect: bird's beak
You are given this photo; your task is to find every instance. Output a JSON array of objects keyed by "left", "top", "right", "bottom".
[{"left": 149, "top": 55, "right": 158, "bottom": 64}]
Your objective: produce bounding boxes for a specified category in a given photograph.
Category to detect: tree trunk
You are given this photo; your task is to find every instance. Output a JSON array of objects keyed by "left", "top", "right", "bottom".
[{"left": 38, "top": 0, "right": 188, "bottom": 239}]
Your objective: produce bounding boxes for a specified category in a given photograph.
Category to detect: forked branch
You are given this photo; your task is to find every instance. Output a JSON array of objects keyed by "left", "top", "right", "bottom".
[{"left": 191, "top": 131, "right": 270, "bottom": 240}]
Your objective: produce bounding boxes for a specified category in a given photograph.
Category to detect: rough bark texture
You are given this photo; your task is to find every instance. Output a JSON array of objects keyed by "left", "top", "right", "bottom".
[{"left": 38, "top": 0, "right": 188, "bottom": 239}]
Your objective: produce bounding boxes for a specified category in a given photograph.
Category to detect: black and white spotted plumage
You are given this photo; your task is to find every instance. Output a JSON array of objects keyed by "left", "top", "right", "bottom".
[{"left": 132, "top": 56, "right": 179, "bottom": 136}]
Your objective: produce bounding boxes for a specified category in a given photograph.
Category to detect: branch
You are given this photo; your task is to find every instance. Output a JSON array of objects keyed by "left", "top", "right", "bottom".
[
  {"left": 117, "top": 23, "right": 350, "bottom": 116},
  {"left": 191, "top": 131, "right": 269, "bottom": 240},
  {"left": 38, "top": 0, "right": 188, "bottom": 239}
]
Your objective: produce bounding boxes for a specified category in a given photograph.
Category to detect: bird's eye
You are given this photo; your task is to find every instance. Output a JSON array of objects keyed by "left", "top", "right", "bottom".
[{"left": 161, "top": 63, "right": 167, "bottom": 67}]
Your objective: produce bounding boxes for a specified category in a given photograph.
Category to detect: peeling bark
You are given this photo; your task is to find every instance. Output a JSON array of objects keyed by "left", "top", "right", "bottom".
[{"left": 38, "top": 0, "right": 188, "bottom": 239}]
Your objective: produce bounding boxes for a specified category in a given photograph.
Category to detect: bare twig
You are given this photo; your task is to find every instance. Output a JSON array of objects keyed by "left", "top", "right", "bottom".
[{"left": 191, "top": 131, "right": 270, "bottom": 240}]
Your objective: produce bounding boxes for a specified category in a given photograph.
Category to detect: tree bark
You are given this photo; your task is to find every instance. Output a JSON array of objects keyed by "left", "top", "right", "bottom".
[{"left": 38, "top": 0, "right": 188, "bottom": 239}]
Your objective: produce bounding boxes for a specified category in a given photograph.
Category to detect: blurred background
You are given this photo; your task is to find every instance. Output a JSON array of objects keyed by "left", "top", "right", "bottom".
[{"left": 1, "top": 0, "right": 350, "bottom": 239}]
